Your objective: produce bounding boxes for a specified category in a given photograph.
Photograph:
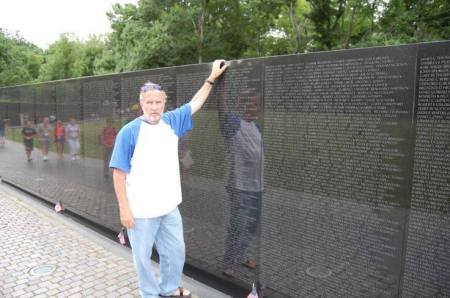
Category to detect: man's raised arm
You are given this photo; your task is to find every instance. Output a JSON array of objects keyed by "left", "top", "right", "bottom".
[{"left": 189, "top": 59, "right": 228, "bottom": 115}]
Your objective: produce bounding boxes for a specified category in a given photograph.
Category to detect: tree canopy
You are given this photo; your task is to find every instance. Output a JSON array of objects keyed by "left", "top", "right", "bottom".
[{"left": 1, "top": 0, "right": 449, "bottom": 87}]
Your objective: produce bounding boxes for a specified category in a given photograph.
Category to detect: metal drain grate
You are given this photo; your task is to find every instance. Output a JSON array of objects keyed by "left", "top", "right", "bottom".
[
  {"left": 184, "top": 224, "right": 195, "bottom": 234},
  {"left": 29, "top": 265, "right": 57, "bottom": 276},
  {"left": 306, "top": 266, "right": 332, "bottom": 278}
]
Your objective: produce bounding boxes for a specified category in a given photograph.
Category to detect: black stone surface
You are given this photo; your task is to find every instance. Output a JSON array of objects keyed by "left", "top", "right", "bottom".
[{"left": 0, "top": 41, "right": 449, "bottom": 298}]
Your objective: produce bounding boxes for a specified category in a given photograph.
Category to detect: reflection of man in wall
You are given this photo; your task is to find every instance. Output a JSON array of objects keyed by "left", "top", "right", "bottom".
[
  {"left": 100, "top": 118, "right": 117, "bottom": 178},
  {"left": 219, "top": 89, "right": 264, "bottom": 278},
  {"left": 37, "top": 117, "right": 52, "bottom": 161}
]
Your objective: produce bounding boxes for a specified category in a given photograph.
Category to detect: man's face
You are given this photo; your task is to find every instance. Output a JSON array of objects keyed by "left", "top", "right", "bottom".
[
  {"left": 140, "top": 90, "right": 166, "bottom": 124},
  {"left": 243, "top": 95, "right": 261, "bottom": 121},
  {"left": 43, "top": 117, "right": 49, "bottom": 124}
]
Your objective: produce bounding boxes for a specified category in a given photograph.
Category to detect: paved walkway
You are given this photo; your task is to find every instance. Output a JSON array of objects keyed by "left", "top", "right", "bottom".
[
  {"left": 0, "top": 140, "right": 259, "bottom": 290},
  {"left": 0, "top": 183, "right": 232, "bottom": 298}
]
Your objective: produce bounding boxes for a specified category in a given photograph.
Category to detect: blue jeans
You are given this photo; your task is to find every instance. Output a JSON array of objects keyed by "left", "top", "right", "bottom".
[
  {"left": 127, "top": 207, "right": 185, "bottom": 298},
  {"left": 223, "top": 188, "right": 261, "bottom": 267}
]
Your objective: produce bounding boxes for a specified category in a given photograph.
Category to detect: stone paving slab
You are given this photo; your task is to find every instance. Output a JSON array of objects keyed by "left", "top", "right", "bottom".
[{"left": 0, "top": 183, "right": 232, "bottom": 298}]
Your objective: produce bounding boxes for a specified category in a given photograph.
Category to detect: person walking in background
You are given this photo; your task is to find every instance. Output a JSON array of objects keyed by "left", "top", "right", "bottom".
[
  {"left": 125, "top": 103, "right": 143, "bottom": 124},
  {"left": 110, "top": 59, "right": 227, "bottom": 298},
  {"left": 0, "top": 116, "right": 5, "bottom": 147},
  {"left": 66, "top": 117, "right": 81, "bottom": 160},
  {"left": 54, "top": 120, "right": 65, "bottom": 159},
  {"left": 37, "top": 117, "right": 52, "bottom": 161},
  {"left": 100, "top": 118, "right": 117, "bottom": 178},
  {"left": 21, "top": 120, "right": 37, "bottom": 162}
]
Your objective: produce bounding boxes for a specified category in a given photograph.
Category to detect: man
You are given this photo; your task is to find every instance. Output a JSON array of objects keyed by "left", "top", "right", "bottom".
[
  {"left": 110, "top": 59, "right": 227, "bottom": 298},
  {"left": 21, "top": 120, "right": 37, "bottom": 161}
]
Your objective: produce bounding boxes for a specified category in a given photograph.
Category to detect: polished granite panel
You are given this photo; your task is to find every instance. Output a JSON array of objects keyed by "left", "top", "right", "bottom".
[{"left": 0, "top": 41, "right": 448, "bottom": 298}]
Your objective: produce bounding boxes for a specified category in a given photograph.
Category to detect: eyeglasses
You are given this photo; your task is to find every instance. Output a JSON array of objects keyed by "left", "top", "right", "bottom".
[{"left": 140, "top": 81, "right": 162, "bottom": 93}]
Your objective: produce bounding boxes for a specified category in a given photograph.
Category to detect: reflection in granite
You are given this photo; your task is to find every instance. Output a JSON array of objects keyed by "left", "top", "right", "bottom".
[{"left": 0, "top": 41, "right": 449, "bottom": 297}]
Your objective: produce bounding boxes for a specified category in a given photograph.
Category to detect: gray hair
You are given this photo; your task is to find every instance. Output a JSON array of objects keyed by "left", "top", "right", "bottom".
[{"left": 139, "top": 81, "right": 167, "bottom": 102}]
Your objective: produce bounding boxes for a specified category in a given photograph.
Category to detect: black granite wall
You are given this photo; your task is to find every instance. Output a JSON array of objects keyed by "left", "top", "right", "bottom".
[{"left": 0, "top": 41, "right": 448, "bottom": 297}]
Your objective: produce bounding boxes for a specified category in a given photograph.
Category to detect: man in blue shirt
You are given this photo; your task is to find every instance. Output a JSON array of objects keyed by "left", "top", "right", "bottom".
[{"left": 110, "top": 60, "right": 227, "bottom": 298}]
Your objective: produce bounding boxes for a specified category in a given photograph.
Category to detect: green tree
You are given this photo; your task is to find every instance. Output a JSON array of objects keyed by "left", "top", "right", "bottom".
[
  {"left": 240, "top": 0, "right": 285, "bottom": 57},
  {"left": 0, "top": 29, "right": 43, "bottom": 87},
  {"left": 38, "top": 33, "right": 85, "bottom": 81},
  {"left": 269, "top": 0, "right": 312, "bottom": 54},
  {"left": 79, "top": 35, "right": 107, "bottom": 76},
  {"left": 379, "top": 0, "right": 450, "bottom": 44},
  {"left": 105, "top": 0, "right": 248, "bottom": 70},
  {"left": 106, "top": 2, "right": 140, "bottom": 71},
  {"left": 307, "top": 0, "right": 346, "bottom": 50}
]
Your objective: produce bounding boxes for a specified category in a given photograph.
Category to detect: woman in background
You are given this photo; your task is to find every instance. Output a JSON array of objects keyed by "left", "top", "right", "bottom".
[
  {"left": 66, "top": 117, "right": 80, "bottom": 160},
  {"left": 37, "top": 117, "right": 52, "bottom": 161},
  {"left": 54, "top": 120, "right": 65, "bottom": 159}
]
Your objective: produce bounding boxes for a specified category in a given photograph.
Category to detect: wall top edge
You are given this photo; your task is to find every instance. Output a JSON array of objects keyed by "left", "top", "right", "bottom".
[{"left": 0, "top": 40, "right": 448, "bottom": 91}]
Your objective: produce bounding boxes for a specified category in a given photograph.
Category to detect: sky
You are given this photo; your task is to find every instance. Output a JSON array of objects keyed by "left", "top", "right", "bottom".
[{"left": 0, "top": 0, "right": 138, "bottom": 49}]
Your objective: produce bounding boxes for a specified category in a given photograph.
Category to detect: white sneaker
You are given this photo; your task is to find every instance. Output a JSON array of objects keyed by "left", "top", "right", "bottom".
[
  {"left": 71, "top": 156, "right": 75, "bottom": 161},
  {"left": 43, "top": 156, "right": 48, "bottom": 161}
]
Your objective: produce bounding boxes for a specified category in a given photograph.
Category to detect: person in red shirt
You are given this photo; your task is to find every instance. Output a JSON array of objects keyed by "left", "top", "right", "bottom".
[
  {"left": 100, "top": 118, "right": 117, "bottom": 178},
  {"left": 54, "top": 120, "right": 65, "bottom": 159}
]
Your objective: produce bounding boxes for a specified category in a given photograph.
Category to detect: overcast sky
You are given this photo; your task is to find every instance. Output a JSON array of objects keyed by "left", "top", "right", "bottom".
[{"left": 0, "top": 0, "right": 138, "bottom": 48}]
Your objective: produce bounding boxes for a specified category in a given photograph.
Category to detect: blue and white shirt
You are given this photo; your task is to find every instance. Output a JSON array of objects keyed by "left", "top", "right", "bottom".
[
  {"left": 221, "top": 112, "right": 264, "bottom": 192},
  {"left": 110, "top": 104, "right": 193, "bottom": 218}
]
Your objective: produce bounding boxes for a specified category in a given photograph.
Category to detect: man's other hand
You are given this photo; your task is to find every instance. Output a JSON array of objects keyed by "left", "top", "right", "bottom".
[{"left": 120, "top": 206, "right": 135, "bottom": 229}]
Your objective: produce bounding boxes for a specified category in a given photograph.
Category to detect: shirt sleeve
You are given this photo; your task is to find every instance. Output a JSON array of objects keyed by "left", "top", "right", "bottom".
[
  {"left": 162, "top": 103, "right": 193, "bottom": 137},
  {"left": 220, "top": 112, "right": 241, "bottom": 139},
  {"left": 109, "top": 124, "right": 137, "bottom": 173}
]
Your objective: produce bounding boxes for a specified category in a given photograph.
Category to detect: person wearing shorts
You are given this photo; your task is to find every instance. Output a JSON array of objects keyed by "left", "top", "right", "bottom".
[
  {"left": 22, "top": 121, "right": 37, "bottom": 162},
  {"left": 37, "top": 117, "right": 52, "bottom": 161},
  {"left": 54, "top": 120, "right": 65, "bottom": 159},
  {"left": 66, "top": 117, "right": 80, "bottom": 160}
]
